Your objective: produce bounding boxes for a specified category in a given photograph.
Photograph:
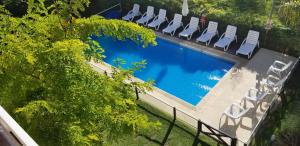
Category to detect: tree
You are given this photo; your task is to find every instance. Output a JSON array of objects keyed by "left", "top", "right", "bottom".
[
  {"left": 0, "top": 1, "right": 158, "bottom": 145},
  {"left": 279, "top": 0, "right": 300, "bottom": 31}
]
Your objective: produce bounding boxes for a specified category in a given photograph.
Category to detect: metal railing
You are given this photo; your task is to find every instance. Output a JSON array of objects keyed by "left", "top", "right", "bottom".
[
  {"left": 89, "top": 58, "right": 299, "bottom": 146},
  {"left": 135, "top": 86, "right": 237, "bottom": 146},
  {"left": 95, "top": 3, "right": 122, "bottom": 16}
]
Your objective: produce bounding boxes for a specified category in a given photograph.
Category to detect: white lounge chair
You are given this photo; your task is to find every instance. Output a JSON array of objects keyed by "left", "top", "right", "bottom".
[
  {"left": 214, "top": 25, "right": 237, "bottom": 51},
  {"left": 242, "top": 88, "right": 269, "bottom": 108},
  {"left": 267, "top": 60, "right": 293, "bottom": 77},
  {"left": 122, "top": 4, "right": 141, "bottom": 21},
  {"left": 236, "top": 30, "right": 260, "bottom": 59},
  {"left": 262, "top": 74, "right": 288, "bottom": 93},
  {"left": 196, "top": 21, "right": 219, "bottom": 46},
  {"left": 136, "top": 6, "right": 155, "bottom": 25},
  {"left": 178, "top": 17, "right": 200, "bottom": 40},
  {"left": 221, "top": 103, "right": 250, "bottom": 125},
  {"left": 162, "top": 13, "right": 183, "bottom": 36},
  {"left": 148, "top": 9, "right": 168, "bottom": 30}
]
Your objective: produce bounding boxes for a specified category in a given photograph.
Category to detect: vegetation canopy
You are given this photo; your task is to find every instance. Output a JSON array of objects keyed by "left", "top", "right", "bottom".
[{"left": 0, "top": 0, "right": 158, "bottom": 145}]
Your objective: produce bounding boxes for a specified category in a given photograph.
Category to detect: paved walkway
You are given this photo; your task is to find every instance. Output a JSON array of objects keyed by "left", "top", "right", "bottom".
[{"left": 90, "top": 33, "right": 298, "bottom": 145}]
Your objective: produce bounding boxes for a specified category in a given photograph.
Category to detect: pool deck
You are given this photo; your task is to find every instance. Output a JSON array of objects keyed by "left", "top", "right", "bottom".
[{"left": 90, "top": 32, "right": 298, "bottom": 145}]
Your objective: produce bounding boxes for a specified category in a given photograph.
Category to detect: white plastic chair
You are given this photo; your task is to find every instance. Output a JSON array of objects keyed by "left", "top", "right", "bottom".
[
  {"left": 267, "top": 60, "right": 293, "bottom": 77},
  {"left": 178, "top": 17, "right": 200, "bottom": 40},
  {"left": 162, "top": 13, "right": 183, "bottom": 36},
  {"left": 214, "top": 25, "right": 237, "bottom": 51},
  {"left": 221, "top": 103, "right": 250, "bottom": 125},
  {"left": 236, "top": 30, "right": 260, "bottom": 59},
  {"left": 241, "top": 88, "right": 269, "bottom": 108},
  {"left": 148, "top": 9, "right": 168, "bottom": 30},
  {"left": 262, "top": 74, "right": 288, "bottom": 93},
  {"left": 136, "top": 6, "right": 155, "bottom": 25},
  {"left": 196, "top": 21, "right": 219, "bottom": 46},
  {"left": 122, "top": 4, "right": 141, "bottom": 21}
]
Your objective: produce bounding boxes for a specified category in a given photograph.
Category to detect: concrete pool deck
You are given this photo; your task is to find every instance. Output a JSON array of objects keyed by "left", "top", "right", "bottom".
[{"left": 90, "top": 32, "right": 298, "bottom": 145}]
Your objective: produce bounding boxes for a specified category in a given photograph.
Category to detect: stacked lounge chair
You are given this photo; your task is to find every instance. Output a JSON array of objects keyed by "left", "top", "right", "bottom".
[{"left": 267, "top": 60, "right": 293, "bottom": 78}]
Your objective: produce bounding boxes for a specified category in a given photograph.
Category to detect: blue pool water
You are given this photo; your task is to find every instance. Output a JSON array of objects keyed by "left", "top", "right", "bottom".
[{"left": 94, "top": 36, "right": 234, "bottom": 105}]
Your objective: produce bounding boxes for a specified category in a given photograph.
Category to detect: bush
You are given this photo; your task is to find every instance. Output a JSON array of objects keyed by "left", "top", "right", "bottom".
[{"left": 121, "top": 0, "right": 300, "bottom": 56}]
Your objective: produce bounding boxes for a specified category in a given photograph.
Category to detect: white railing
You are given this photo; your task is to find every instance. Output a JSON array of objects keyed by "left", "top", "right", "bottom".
[{"left": 0, "top": 106, "right": 38, "bottom": 146}]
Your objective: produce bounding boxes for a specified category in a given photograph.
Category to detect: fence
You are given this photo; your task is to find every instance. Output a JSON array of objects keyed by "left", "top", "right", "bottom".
[
  {"left": 89, "top": 61, "right": 237, "bottom": 146},
  {"left": 95, "top": 3, "right": 122, "bottom": 19},
  {"left": 135, "top": 86, "right": 237, "bottom": 146},
  {"left": 90, "top": 58, "right": 299, "bottom": 146}
]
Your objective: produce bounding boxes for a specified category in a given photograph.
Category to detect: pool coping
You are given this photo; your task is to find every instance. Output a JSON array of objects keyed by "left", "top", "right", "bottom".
[
  {"left": 154, "top": 32, "right": 247, "bottom": 108},
  {"left": 93, "top": 32, "right": 247, "bottom": 109},
  {"left": 91, "top": 29, "right": 298, "bottom": 145}
]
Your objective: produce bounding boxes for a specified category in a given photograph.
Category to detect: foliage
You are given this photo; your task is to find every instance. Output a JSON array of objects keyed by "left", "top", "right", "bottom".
[
  {"left": 273, "top": 97, "right": 300, "bottom": 146},
  {"left": 122, "top": 0, "right": 300, "bottom": 56},
  {"left": 279, "top": 0, "right": 300, "bottom": 31},
  {"left": 0, "top": 0, "right": 159, "bottom": 145},
  {"left": 109, "top": 101, "right": 218, "bottom": 146}
]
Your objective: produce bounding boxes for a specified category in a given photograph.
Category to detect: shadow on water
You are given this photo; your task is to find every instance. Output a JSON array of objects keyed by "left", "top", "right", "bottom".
[{"left": 154, "top": 67, "right": 168, "bottom": 85}]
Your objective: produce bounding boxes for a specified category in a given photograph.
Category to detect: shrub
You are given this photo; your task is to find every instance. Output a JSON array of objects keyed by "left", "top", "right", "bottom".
[{"left": 121, "top": 0, "right": 300, "bottom": 56}]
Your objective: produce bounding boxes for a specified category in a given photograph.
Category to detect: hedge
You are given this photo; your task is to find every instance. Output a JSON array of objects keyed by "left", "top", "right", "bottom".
[{"left": 120, "top": 0, "right": 300, "bottom": 56}]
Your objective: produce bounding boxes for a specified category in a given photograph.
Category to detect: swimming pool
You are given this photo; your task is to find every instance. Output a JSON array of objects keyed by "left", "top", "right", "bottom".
[{"left": 94, "top": 36, "right": 235, "bottom": 106}]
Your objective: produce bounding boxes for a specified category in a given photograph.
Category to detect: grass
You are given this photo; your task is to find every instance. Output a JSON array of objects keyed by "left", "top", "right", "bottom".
[{"left": 109, "top": 101, "right": 218, "bottom": 146}]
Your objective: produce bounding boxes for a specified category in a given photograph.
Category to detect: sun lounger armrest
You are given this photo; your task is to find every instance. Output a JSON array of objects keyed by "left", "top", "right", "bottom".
[
  {"left": 167, "top": 20, "right": 174, "bottom": 27},
  {"left": 273, "top": 60, "right": 287, "bottom": 67},
  {"left": 152, "top": 15, "right": 159, "bottom": 21},
  {"left": 248, "top": 88, "right": 259, "bottom": 95},
  {"left": 267, "top": 75, "right": 280, "bottom": 82},
  {"left": 128, "top": 10, "right": 133, "bottom": 15},
  {"left": 141, "top": 12, "right": 147, "bottom": 18},
  {"left": 239, "top": 39, "right": 246, "bottom": 48},
  {"left": 201, "top": 28, "right": 208, "bottom": 36},
  {"left": 165, "top": 17, "right": 169, "bottom": 23},
  {"left": 232, "top": 103, "right": 243, "bottom": 109},
  {"left": 183, "top": 24, "right": 190, "bottom": 30},
  {"left": 218, "top": 33, "right": 225, "bottom": 41}
]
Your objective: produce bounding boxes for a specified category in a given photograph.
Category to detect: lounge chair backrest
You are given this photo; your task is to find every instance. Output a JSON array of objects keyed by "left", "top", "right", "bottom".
[
  {"left": 146, "top": 6, "right": 154, "bottom": 17},
  {"left": 133, "top": 4, "right": 140, "bottom": 14},
  {"left": 207, "top": 21, "right": 218, "bottom": 33},
  {"left": 225, "top": 25, "right": 237, "bottom": 39},
  {"left": 281, "top": 61, "right": 293, "bottom": 71},
  {"left": 158, "top": 9, "right": 166, "bottom": 20},
  {"left": 189, "top": 17, "right": 199, "bottom": 30},
  {"left": 173, "top": 13, "right": 182, "bottom": 26},
  {"left": 246, "top": 30, "right": 259, "bottom": 45}
]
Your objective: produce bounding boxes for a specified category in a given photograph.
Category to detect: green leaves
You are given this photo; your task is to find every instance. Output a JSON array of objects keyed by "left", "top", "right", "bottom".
[
  {"left": 279, "top": 0, "right": 300, "bottom": 31},
  {"left": 0, "top": 1, "right": 158, "bottom": 145}
]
